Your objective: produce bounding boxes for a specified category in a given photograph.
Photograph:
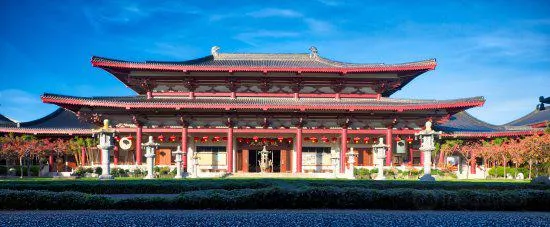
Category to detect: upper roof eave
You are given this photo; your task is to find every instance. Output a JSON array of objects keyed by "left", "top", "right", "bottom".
[
  {"left": 41, "top": 93, "right": 485, "bottom": 112},
  {"left": 91, "top": 55, "right": 437, "bottom": 73}
]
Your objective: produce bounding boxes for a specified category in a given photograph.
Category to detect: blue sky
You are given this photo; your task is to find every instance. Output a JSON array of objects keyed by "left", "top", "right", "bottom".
[{"left": 0, "top": 0, "right": 549, "bottom": 125}]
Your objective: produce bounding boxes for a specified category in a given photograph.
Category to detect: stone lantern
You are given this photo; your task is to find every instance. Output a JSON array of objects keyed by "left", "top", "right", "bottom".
[
  {"left": 172, "top": 145, "right": 185, "bottom": 179},
  {"left": 345, "top": 148, "right": 358, "bottom": 179},
  {"left": 95, "top": 119, "right": 116, "bottom": 180},
  {"left": 372, "top": 138, "right": 388, "bottom": 180},
  {"left": 258, "top": 146, "right": 272, "bottom": 173},
  {"left": 330, "top": 151, "right": 339, "bottom": 176},
  {"left": 142, "top": 136, "right": 159, "bottom": 179},
  {"left": 415, "top": 120, "right": 442, "bottom": 181},
  {"left": 190, "top": 152, "right": 200, "bottom": 178}
]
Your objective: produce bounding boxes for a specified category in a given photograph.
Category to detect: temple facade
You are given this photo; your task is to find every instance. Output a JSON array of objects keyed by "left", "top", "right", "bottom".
[{"left": 0, "top": 47, "right": 546, "bottom": 177}]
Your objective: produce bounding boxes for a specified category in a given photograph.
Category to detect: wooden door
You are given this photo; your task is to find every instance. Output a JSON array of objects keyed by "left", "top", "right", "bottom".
[
  {"left": 356, "top": 148, "right": 373, "bottom": 166},
  {"left": 236, "top": 150, "right": 243, "bottom": 172},
  {"left": 242, "top": 150, "right": 249, "bottom": 172},
  {"left": 155, "top": 149, "right": 172, "bottom": 165},
  {"left": 281, "top": 150, "right": 289, "bottom": 173}
]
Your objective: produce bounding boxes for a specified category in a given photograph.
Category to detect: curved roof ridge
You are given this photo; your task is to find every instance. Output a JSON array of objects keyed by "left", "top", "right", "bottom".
[
  {"left": 459, "top": 111, "right": 502, "bottom": 129},
  {"left": 0, "top": 113, "right": 17, "bottom": 126},
  {"left": 19, "top": 108, "right": 67, "bottom": 127},
  {"left": 91, "top": 52, "right": 437, "bottom": 69},
  {"left": 503, "top": 108, "right": 550, "bottom": 126}
]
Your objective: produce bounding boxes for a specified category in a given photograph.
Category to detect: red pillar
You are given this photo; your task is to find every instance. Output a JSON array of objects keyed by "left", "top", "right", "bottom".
[
  {"left": 181, "top": 127, "right": 188, "bottom": 172},
  {"left": 227, "top": 127, "right": 234, "bottom": 173},
  {"left": 385, "top": 128, "right": 393, "bottom": 166},
  {"left": 296, "top": 128, "right": 303, "bottom": 173},
  {"left": 340, "top": 128, "right": 347, "bottom": 173},
  {"left": 409, "top": 147, "right": 413, "bottom": 166},
  {"left": 136, "top": 126, "right": 143, "bottom": 165},
  {"left": 113, "top": 146, "right": 119, "bottom": 166},
  {"left": 49, "top": 153, "right": 54, "bottom": 172},
  {"left": 81, "top": 147, "right": 87, "bottom": 166}
]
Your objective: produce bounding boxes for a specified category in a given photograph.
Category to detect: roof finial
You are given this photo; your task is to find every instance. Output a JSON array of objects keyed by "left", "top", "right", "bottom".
[
  {"left": 309, "top": 46, "right": 318, "bottom": 58},
  {"left": 211, "top": 46, "right": 220, "bottom": 57}
]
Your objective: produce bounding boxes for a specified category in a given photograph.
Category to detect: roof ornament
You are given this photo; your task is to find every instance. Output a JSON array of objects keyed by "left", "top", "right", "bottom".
[
  {"left": 211, "top": 46, "right": 220, "bottom": 57},
  {"left": 309, "top": 46, "right": 318, "bottom": 58},
  {"left": 537, "top": 96, "right": 549, "bottom": 111}
]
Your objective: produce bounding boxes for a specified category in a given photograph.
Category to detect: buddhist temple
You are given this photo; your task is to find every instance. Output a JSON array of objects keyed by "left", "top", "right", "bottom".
[{"left": 0, "top": 46, "right": 546, "bottom": 176}]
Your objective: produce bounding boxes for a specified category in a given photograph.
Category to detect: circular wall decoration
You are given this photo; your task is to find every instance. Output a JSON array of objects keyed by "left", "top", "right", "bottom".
[{"left": 119, "top": 137, "right": 134, "bottom": 150}]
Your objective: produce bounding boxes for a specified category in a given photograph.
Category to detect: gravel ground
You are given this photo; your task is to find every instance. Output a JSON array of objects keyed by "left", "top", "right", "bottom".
[
  {"left": 102, "top": 194, "right": 180, "bottom": 199},
  {"left": 0, "top": 210, "right": 548, "bottom": 227}
]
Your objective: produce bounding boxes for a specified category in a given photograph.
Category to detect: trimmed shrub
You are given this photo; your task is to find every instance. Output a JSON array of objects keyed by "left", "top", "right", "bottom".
[
  {"left": 2, "top": 188, "right": 549, "bottom": 210},
  {"left": 74, "top": 167, "right": 85, "bottom": 177},
  {"left": 85, "top": 167, "right": 94, "bottom": 174},
  {"left": 488, "top": 167, "right": 529, "bottom": 178},
  {"left": 94, "top": 167, "right": 102, "bottom": 175},
  {"left": 158, "top": 167, "right": 171, "bottom": 176}
]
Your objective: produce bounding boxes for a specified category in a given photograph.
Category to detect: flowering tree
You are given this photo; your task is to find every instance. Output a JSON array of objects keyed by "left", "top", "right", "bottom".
[{"left": 458, "top": 141, "right": 480, "bottom": 179}]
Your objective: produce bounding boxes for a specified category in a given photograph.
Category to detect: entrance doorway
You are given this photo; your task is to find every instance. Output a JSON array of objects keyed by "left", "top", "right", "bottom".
[
  {"left": 155, "top": 148, "right": 172, "bottom": 165},
  {"left": 246, "top": 150, "right": 281, "bottom": 173}
]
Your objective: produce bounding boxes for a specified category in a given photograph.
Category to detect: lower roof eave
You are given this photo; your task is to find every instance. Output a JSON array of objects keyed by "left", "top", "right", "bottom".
[
  {"left": 442, "top": 130, "right": 542, "bottom": 139},
  {"left": 0, "top": 127, "right": 93, "bottom": 135}
]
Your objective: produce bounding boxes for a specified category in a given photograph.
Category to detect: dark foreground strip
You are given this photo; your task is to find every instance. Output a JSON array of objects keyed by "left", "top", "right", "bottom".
[
  {"left": 0, "top": 187, "right": 549, "bottom": 210},
  {"left": 1, "top": 210, "right": 549, "bottom": 227}
]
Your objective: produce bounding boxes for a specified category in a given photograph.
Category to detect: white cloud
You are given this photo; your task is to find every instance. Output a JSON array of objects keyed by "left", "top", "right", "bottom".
[
  {"left": 247, "top": 8, "right": 302, "bottom": 18},
  {"left": 0, "top": 89, "right": 56, "bottom": 122},
  {"left": 234, "top": 30, "right": 301, "bottom": 46}
]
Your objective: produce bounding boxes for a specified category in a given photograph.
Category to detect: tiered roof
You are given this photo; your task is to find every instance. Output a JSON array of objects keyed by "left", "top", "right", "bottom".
[
  {"left": 0, "top": 108, "right": 94, "bottom": 135},
  {"left": 437, "top": 111, "right": 543, "bottom": 138},
  {"left": 504, "top": 108, "right": 550, "bottom": 127},
  {"left": 91, "top": 49, "right": 437, "bottom": 72},
  {"left": 0, "top": 114, "right": 16, "bottom": 127},
  {"left": 41, "top": 93, "right": 484, "bottom": 112}
]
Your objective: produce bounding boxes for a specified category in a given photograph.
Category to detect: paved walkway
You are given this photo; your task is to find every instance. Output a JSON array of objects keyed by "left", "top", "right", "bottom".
[{"left": 1, "top": 210, "right": 548, "bottom": 227}]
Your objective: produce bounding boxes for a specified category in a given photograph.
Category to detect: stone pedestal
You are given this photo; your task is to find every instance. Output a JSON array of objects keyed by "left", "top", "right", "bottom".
[
  {"left": 142, "top": 136, "right": 159, "bottom": 180},
  {"left": 372, "top": 138, "right": 388, "bottom": 181},
  {"left": 419, "top": 149, "right": 435, "bottom": 181},
  {"left": 345, "top": 150, "right": 357, "bottom": 179},
  {"left": 172, "top": 146, "right": 185, "bottom": 179},
  {"left": 98, "top": 144, "right": 114, "bottom": 180}
]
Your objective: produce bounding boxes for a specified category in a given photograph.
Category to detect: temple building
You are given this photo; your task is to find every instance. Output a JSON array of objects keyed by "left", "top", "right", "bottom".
[{"left": 0, "top": 46, "right": 546, "bottom": 176}]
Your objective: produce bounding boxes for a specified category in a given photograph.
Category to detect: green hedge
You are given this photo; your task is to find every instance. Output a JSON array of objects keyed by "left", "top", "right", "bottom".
[
  {"left": 0, "top": 179, "right": 548, "bottom": 194},
  {"left": 0, "top": 166, "right": 40, "bottom": 176},
  {"left": 0, "top": 180, "right": 273, "bottom": 194},
  {"left": 488, "top": 167, "right": 529, "bottom": 178},
  {"left": 1, "top": 188, "right": 548, "bottom": 211}
]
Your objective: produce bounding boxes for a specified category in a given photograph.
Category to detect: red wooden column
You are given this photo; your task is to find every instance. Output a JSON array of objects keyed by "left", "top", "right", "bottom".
[
  {"left": 227, "top": 127, "right": 234, "bottom": 173},
  {"left": 385, "top": 128, "right": 393, "bottom": 166},
  {"left": 243, "top": 150, "right": 249, "bottom": 172},
  {"left": 296, "top": 128, "right": 303, "bottom": 173},
  {"left": 340, "top": 128, "right": 347, "bottom": 173},
  {"left": 49, "top": 153, "right": 54, "bottom": 172},
  {"left": 113, "top": 146, "right": 119, "bottom": 166},
  {"left": 81, "top": 147, "right": 87, "bottom": 166},
  {"left": 136, "top": 126, "right": 143, "bottom": 165},
  {"left": 181, "top": 127, "right": 188, "bottom": 172},
  {"left": 409, "top": 147, "right": 413, "bottom": 166}
]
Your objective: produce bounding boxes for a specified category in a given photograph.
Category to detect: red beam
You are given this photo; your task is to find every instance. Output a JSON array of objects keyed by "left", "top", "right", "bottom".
[{"left": 152, "top": 92, "right": 381, "bottom": 99}]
